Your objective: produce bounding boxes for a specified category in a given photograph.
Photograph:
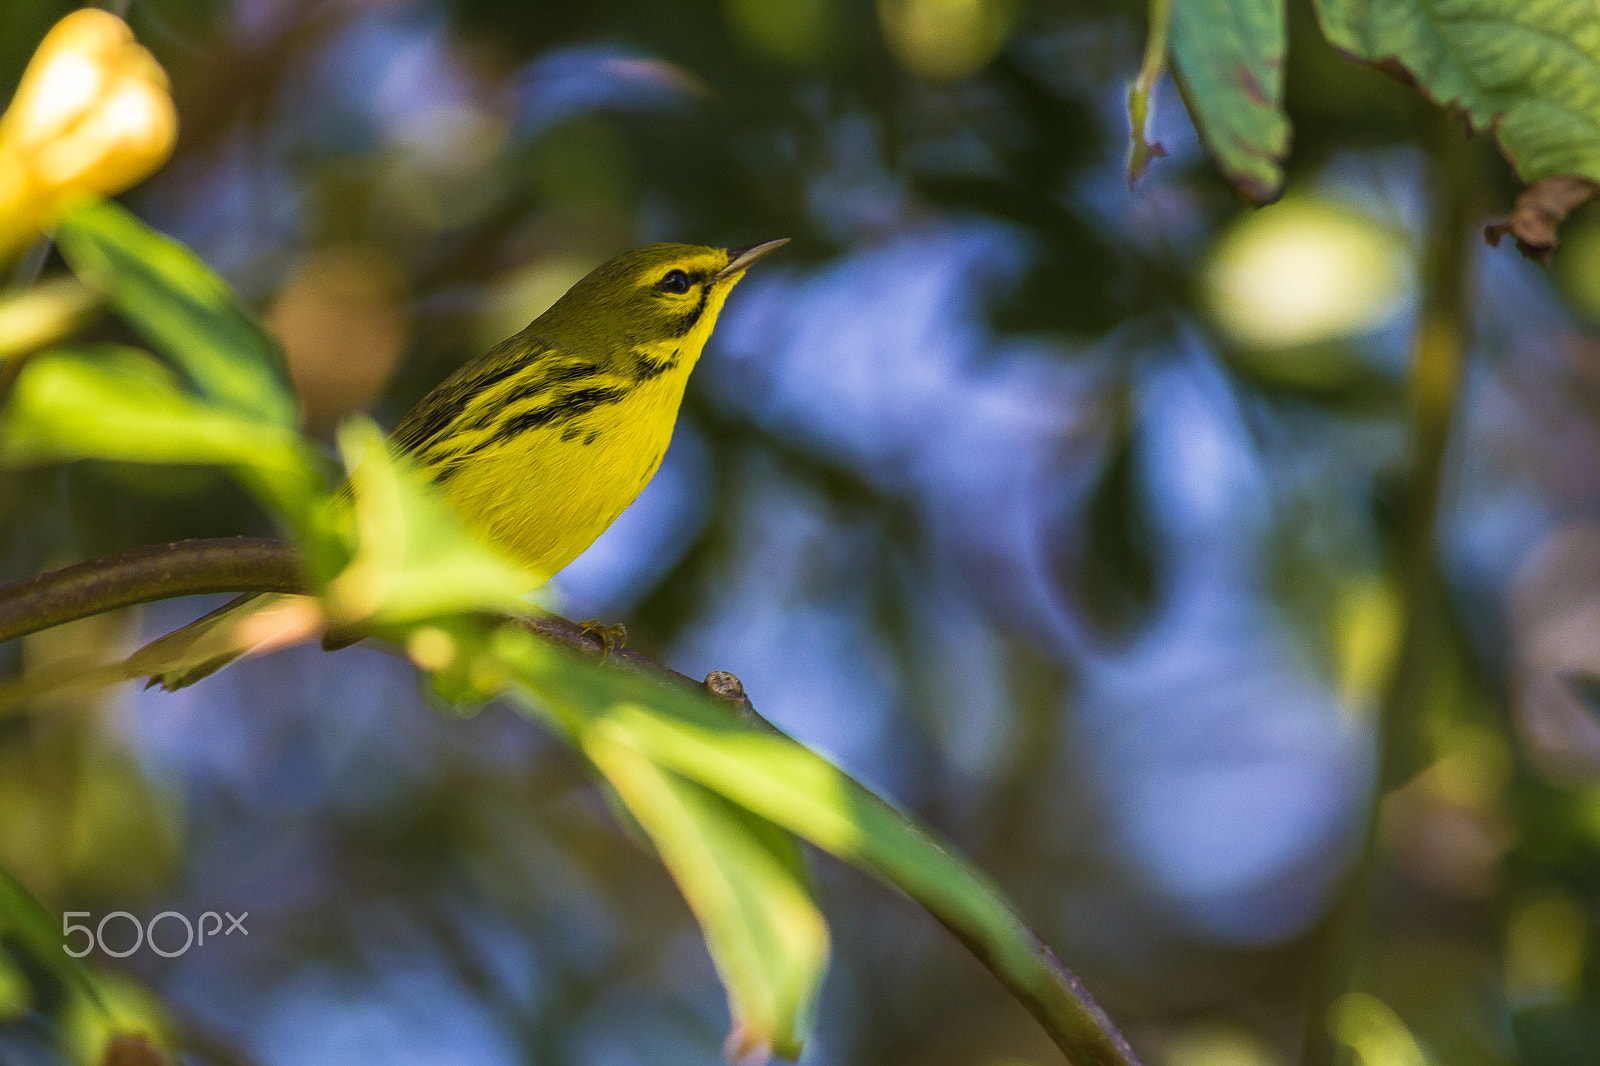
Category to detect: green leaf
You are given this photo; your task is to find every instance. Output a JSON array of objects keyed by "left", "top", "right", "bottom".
[
  {"left": 0, "top": 865, "right": 105, "bottom": 1010},
  {"left": 0, "top": 346, "right": 323, "bottom": 523},
  {"left": 327, "top": 419, "right": 542, "bottom": 631},
  {"left": 0, "top": 278, "right": 103, "bottom": 365},
  {"left": 397, "top": 621, "right": 828, "bottom": 1058},
  {"left": 1169, "top": 0, "right": 1290, "bottom": 202},
  {"left": 581, "top": 721, "right": 828, "bottom": 1061},
  {"left": 54, "top": 200, "right": 299, "bottom": 428},
  {"left": 501, "top": 634, "right": 1139, "bottom": 1066},
  {"left": 595, "top": 705, "right": 1135, "bottom": 1064},
  {"left": 1313, "top": 0, "right": 1600, "bottom": 185}
]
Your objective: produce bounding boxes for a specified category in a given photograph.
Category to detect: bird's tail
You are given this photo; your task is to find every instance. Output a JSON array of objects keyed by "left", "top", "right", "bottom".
[{"left": 127, "top": 591, "right": 325, "bottom": 690}]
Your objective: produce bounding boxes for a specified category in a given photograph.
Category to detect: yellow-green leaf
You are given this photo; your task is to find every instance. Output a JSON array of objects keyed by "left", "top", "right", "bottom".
[
  {"left": 0, "top": 346, "right": 322, "bottom": 520},
  {"left": 327, "top": 419, "right": 542, "bottom": 630},
  {"left": 501, "top": 634, "right": 1139, "bottom": 1066},
  {"left": 1170, "top": 0, "right": 1290, "bottom": 202},
  {"left": 582, "top": 719, "right": 828, "bottom": 1061},
  {"left": 0, "top": 865, "right": 105, "bottom": 1010},
  {"left": 54, "top": 200, "right": 299, "bottom": 428},
  {"left": 1314, "top": 0, "right": 1600, "bottom": 185}
]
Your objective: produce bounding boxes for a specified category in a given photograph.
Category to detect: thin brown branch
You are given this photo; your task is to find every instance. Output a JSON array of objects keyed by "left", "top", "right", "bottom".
[
  {"left": 0, "top": 538, "right": 301, "bottom": 644},
  {"left": 0, "top": 536, "right": 727, "bottom": 697}
]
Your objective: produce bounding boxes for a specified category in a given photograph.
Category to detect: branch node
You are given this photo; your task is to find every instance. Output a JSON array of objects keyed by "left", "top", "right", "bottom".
[{"left": 704, "top": 670, "right": 753, "bottom": 717}]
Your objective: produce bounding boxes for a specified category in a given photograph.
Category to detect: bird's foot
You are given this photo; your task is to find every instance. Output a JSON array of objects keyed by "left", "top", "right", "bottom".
[{"left": 578, "top": 619, "right": 628, "bottom": 658}]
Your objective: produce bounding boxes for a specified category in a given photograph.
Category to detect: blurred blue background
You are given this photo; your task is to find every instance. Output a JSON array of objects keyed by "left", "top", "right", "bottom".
[{"left": 5, "top": 1, "right": 1600, "bottom": 1064}]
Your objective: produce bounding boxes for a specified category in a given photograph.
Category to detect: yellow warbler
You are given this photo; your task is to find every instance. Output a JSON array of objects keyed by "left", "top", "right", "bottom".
[
  {"left": 140, "top": 239, "right": 787, "bottom": 686},
  {"left": 395, "top": 240, "right": 786, "bottom": 578}
]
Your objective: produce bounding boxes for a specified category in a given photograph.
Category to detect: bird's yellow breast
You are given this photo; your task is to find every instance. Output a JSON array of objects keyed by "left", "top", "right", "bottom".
[{"left": 433, "top": 352, "right": 692, "bottom": 581}]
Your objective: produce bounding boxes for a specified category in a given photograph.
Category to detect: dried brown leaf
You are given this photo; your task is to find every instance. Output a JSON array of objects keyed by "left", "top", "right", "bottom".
[{"left": 1484, "top": 176, "right": 1599, "bottom": 264}]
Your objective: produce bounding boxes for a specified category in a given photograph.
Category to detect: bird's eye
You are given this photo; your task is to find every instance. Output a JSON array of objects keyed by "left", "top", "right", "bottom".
[{"left": 658, "top": 269, "right": 691, "bottom": 294}]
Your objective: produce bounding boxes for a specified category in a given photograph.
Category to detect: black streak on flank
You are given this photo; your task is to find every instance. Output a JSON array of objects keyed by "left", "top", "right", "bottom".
[
  {"left": 501, "top": 361, "right": 603, "bottom": 409},
  {"left": 392, "top": 341, "right": 545, "bottom": 454},
  {"left": 541, "top": 361, "right": 601, "bottom": 385},
  {"left": 472, "top": 361, "right": 603, "bottom": 432},
  {"left": 499, "top": 385, "right": 627, "bottom": 439}
]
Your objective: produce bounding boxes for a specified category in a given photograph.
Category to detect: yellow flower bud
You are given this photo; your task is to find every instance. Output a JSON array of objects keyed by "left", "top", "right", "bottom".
[{"left": 0, "top": 10, "right": 177, "bottom": 263}]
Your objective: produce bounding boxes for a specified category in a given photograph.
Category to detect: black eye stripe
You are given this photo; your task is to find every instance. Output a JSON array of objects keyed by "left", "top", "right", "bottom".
[{"left": 658, "top": 269, "right": 691, "bottom": 294}]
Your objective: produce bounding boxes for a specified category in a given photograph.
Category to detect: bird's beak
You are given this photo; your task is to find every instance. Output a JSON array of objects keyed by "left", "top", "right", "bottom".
[{"left": 717, "top": 238, "right": 789, "bottom": 280}]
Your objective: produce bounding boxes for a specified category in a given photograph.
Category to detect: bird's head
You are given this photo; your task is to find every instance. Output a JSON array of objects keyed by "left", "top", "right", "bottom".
[{"left": 532, "top": 239, "right": 788, "bottom": 371}]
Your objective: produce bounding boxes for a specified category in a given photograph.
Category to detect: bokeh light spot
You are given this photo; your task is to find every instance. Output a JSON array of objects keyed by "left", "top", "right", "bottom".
[
  {"left": 1204, "top": 197, "right": 1412, "bottom": 350},
  {"left": 724, "top": 0, "right": 837, "bottom": 66},
  {"left": 1162, "top": 1022, "right": 1278, "bottom": 1066},
  {"left": 1506, "top": 889, "right": 1587, "bottom": 1007},
  {"left": 876, "top": 0, "right": 1018, "bottom": 82}
]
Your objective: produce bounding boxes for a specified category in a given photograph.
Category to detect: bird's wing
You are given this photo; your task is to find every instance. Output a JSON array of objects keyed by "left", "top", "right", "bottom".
[
  {"left": 391, "top": 333, "right": 630, "bottom": 476},
  {"left": 391, "top": 334, "right": 552, "bottom": 457}
]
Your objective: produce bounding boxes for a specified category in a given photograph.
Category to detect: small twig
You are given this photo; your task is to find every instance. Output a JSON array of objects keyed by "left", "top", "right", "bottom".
[
  {"left": 1126, "top": 0, "right": 1173, "bottom": 185},
  {"left": 0, "top": 537, "right": 750, "bottom": 708},
  {"left": 0, "top": 538, "right": 300, "bottom": 644}
]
